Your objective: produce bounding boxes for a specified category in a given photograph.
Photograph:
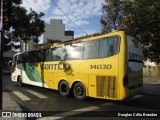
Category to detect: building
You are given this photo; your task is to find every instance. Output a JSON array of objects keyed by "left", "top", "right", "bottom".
[
  {"left": 43, "top": 19, "right": 74, "bottom": 43},
  {"left": 20, "top": 39, "right": 35, "bottom": 52}
]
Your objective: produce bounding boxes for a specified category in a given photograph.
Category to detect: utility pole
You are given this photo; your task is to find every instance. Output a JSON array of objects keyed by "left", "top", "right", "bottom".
[
  {"left": 0, "top": 0, "right": 11, "bottom": 110},
  {"left": 0, "top": 0, "right": 4, "bottom": 110}
]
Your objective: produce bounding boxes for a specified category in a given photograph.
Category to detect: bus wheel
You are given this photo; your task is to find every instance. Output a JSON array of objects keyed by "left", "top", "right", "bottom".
[
  {"left": 73, "top": 82, "right": 86, "bottom": 100},
  {"left": 58, "top": 81, "right": 70, "bottom": 97},
  {"left": 18, "top": 76, "right": 23, "bottom": 87}
]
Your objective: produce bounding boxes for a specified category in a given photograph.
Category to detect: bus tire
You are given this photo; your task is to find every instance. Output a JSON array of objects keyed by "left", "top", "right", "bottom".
[
  {"left": 58, "top": 81, "right": 70, "bottom": 97},
  {"left": 73, "top": 82, "right": 86, "bottom": 100},
  {"left": 17, "top": 76, "right": 23, "bottom": 87}
]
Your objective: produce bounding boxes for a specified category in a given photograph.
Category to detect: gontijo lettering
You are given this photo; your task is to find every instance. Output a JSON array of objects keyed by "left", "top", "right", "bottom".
[
  {"left": 40, "top": 64, "right": 64, "bottom": 70},
  {"left": 129, "top": 52, "right": 143, "bottom": 61}
]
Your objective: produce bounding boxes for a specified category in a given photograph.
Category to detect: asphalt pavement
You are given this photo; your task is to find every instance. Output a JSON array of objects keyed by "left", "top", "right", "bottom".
[
  {"left": 142, "top": 77, "right": 160, "bottom": 96},
  {"left": 1, "top": 76, "right": 160, "bottom": 120}
]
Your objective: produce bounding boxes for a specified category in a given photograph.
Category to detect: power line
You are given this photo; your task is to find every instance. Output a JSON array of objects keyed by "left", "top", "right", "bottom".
[{"left": 50, "top": 0, "right": 88, "bottom": 35}]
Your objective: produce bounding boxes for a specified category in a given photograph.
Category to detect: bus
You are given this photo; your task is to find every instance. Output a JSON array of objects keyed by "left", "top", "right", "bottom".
[{"left": 11, "top": 30, "right": 144, "bottom": 100}]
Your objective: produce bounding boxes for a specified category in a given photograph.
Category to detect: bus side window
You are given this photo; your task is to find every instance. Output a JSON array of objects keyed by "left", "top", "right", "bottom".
[
  {"left": 109, "top": 37, "right": 119, "bottom": 55},
  {"left": 51, "top": 47, "right": 65, "bottom": 61},
  {"left": 44, "top": 49, "right": 51, "bottom": 61},
  {"left": 39, "top": 50, "right": 45, "bottom": 62},
  {"left": 12, "top": 55, "right": 17, "bottom": 72},
  {"left": 99, "top": 36, "right": 119, "bottom": 58},
  {"left": 84, "top": 40, "right": 98, "bottom": 59},
  {"left": 24, "top": 53, "right": 30, "bottom": 63},
  {"left": 39, "top": 49, "right": 51, "bottom": 62},
  {"left": 17, "top": 53, "right": 28, "bottom": 63},
  {"left": 34, "top": 51, "right": 40, "bottom": 62},
  {"left": 65, "top": 43, "right": 84, "bottom": 60},
  {"left": 99, "top": 38, "right": 110, "bottom": 57},
  {"left": 29, "top": 52, "right": 35, "bottom": 62}
]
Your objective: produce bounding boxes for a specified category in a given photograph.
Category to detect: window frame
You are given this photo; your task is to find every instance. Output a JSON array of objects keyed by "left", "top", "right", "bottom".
[{"left": 98, "top": 35, "right": 120, "bottom": 59}]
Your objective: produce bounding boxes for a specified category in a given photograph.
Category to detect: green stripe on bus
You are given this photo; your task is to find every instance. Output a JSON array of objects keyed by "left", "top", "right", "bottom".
[{"left": 25, "top": 63, "right": 44, "bottom": 83}]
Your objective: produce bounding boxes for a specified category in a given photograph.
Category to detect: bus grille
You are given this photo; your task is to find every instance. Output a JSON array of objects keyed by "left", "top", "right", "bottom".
[{"left": 96, "top": 76, "right": 117, "bottom": 98}]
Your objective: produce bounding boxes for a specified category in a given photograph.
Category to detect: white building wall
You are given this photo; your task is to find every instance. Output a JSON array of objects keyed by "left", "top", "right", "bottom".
[
  {"left": 20, "top": 39, "right": 35, "bottom": 52},
  {"left": 28, "top": 40, "right": 35, "bottom": 51},
  {"left": 20, "top": 40, "right": 25, "bottom": 52},
  {"left": 43, "top": 19, "right": 74, "bottom": 43},
  {"left": 19, "top": 19, "right": 74, "bottom": 52}
]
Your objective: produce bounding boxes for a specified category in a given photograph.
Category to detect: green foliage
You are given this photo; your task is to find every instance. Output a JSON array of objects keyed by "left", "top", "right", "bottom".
[
  {"left": 45, "top": 38, "right": 61, "bottom": 44},
  {"left": 101, "top": 0, "right": 123, "bottom": 33},
  {"left": 3, "top": 0, "right": 45, "bottom": 52},
  {"left": 11, "top": 7, "right": 45, "bottom": 42},
  {"left": 101, "top": 0, "right": 160, "bottom": 64},
  {"left": 35, "top": 39, "right": 61, "bottom": 49}
]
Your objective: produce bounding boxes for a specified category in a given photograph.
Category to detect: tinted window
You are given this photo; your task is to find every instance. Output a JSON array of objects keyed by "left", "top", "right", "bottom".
[
  {"left": 99, "top": 36, "right": 119, "bottom": 58},
  {"left": 12, "top": 55, "right": 17, "bottom": 72},
  {"left": 65, "top": 43, "right": 83, "bottom": 60},
  {"left": 43, "top": 49, "right": 51, "bottom": 61},
  {"left": 84, "top": 40, "right": 99, "bottom": 59},
  {"left": 17, "top": 53, "right": 29, "bottom": 63},
  {"left": 35, "top": 50, "right": 44, "bottom": 62},
  {"left": 29, "top": 52, "right": 37, "bottom": 62},
  {"left": 17, "top": 50, "right": 47, "bottom": 63}
]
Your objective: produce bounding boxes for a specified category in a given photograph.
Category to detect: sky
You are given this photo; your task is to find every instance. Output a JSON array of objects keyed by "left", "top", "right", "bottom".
[{"left": 21, "top": 0, "right": 105, "bottom": 43}]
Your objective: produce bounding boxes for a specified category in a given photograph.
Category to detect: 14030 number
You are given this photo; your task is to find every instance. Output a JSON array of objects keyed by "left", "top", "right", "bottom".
[{"left": 90, "top": 64, "right": 112, "bottom": 69}]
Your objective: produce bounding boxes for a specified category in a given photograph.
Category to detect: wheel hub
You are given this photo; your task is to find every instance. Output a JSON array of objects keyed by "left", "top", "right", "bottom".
[{"left": 76, "top": 86, "right": 83, "bottom": 95}]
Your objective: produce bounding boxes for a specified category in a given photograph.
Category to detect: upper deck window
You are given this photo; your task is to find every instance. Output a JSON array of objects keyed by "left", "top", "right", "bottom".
[
  {"left": 99, "top": 36, "right": 119, "bottom": 58},
  {"left": 84, "top": 40, "right": 99, "bottom": 59},
  {"left": 65, "top": 43, "right": 83, "bottom": 60},
  {"left": 51, "top": 47, "right": 66, "bottom": 61}
]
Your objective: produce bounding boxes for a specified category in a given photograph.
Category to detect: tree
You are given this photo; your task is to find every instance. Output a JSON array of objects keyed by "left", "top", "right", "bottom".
[
  {"left": 11, "top": 8, "right": 45, "bottom": 43},
  {"left": 45, "top": 38, "right": 61, "bottom": 44},
  {"left": 101, "top": 0, "right": 123, "bottom": 33},
  {"left": 101, "top": 0, "right": 160, "bottom": 64},
  {"left": 3, "top": 0, "right": 45, "bottom": 52},
  {"left": 35, "top": 39, "right": 61, "bottom": 49}
]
